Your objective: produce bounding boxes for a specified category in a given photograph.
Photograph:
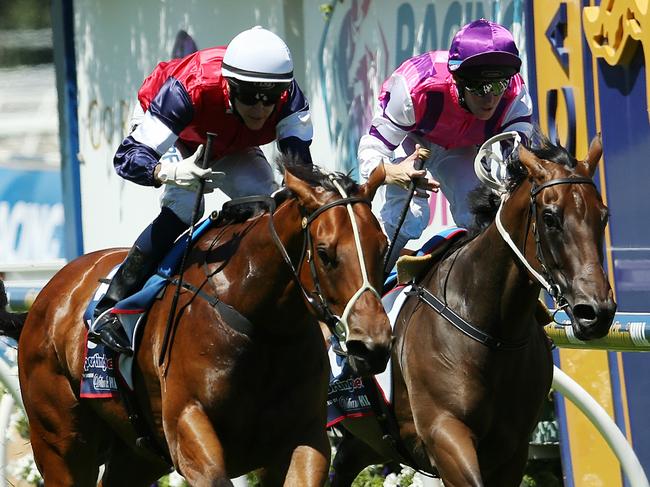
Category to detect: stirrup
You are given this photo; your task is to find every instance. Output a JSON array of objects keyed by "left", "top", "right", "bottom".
[{"left": 89, "top": 310, "right": 133, "bottom": 356}]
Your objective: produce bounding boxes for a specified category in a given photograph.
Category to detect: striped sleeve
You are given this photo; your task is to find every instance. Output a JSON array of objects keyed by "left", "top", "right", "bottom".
[
  {"left": 276, "top": 81, "right": 313, "bottom": 142},
  {"left": 113, "top": 77, "right": 194, "bottom": 186},
  {"left": 275, "top": 81, "right": 313, "bottom": 165},
  {"left": 358, "top": 74, "right": 415, "bottom": 181}
]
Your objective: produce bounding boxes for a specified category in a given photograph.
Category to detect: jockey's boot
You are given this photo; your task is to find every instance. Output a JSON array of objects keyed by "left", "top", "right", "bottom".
[{"left": 88, "top": 245, "right": 154, "bottom": 355}]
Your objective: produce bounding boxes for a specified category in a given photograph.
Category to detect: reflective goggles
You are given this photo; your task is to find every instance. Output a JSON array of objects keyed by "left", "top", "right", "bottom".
[
  {"left": 464, "top": 78, "right": 510, "bottom": 97},
  {"left": 230, "top": 81, "right": 289, "bottom": 107}
]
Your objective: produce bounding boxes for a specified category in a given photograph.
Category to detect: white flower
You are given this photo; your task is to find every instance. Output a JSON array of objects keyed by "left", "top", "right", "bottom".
[
  {"left": 384, "top": 472, "right": 400, "bottom": 487},
  {"left": 168, "top": 470, "right": 186, "bottom": 486},
  {"left": 8, "top": 454, "right": 43, "bottom": 485}
]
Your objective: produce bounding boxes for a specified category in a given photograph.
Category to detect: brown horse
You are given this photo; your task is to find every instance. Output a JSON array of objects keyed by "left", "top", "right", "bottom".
[
  {"left": 0, "top": 159, "right": 393, "bottom": 486},
  {"left": 330, "top": 134, "right": 616, "bottom": 486}
]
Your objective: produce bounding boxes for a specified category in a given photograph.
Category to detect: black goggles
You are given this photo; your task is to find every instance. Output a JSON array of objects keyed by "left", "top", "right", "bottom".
[
  {"left": 464, "top": 78, "right": 510, "bottom": 97},
  {"left": 229, "top": 81, "right": 289, "bottom": 107}
]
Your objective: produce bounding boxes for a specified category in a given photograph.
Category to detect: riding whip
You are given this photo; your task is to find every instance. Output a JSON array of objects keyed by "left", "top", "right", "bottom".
[
  {"left": 159, "top": 132, "right": 216, "bottom": 369},
  {"left": 382, "top": 146, "right": 430, "bottom": 276}
]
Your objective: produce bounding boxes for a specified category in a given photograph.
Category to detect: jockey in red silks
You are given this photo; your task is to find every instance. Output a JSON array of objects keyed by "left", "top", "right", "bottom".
[
  {"left": 90, "top": 26, "right": 313, "bottom": 355},
  {"left": 358, "top": 19, "right": 534, "bottom": 269}
]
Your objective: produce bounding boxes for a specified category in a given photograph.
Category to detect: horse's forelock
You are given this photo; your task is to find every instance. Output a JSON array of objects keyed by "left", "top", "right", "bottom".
[{"left": 529, "top": 133, "right": 576, "bottom": 169}]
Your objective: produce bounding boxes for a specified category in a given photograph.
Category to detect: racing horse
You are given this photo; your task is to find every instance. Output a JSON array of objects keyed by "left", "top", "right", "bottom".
[
  {"left": 330, "top": 134, "right": 616, "bottom": 486},
  {"left": 0, "top": 158, "right": 393, "bottom": 486}
]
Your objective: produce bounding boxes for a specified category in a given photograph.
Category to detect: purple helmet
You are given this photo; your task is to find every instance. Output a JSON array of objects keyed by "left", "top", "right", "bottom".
[{"left": 448, "top": 19, "right": 521, "bottom": 80}]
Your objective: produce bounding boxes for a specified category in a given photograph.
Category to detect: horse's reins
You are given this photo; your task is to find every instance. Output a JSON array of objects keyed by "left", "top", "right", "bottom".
[
  {"left": 415, "top": 177, "right": 597, "bottom": 351},
  {"left": 408, "top": 133, "right": 598, "bottom": 351}
]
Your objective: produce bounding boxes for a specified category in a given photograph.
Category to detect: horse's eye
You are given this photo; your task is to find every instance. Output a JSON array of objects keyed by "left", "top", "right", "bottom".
[
  {"left": 542, "top": 209, "right": 561, "bottom": 229},
  {"left": 317, "top": 247, "right": 337, "bottom": 268}
]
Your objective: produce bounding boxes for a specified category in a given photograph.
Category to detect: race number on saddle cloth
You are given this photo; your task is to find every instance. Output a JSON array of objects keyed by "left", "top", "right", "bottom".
[
  {"left": 80, "top": 217, "right": 216, "bottom": 398},
  {"left": 327, "top": 226, "right": 466, "bottom": 426}
]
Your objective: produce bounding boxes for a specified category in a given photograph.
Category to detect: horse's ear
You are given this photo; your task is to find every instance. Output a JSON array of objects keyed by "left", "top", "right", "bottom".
[
  {"left": 359, "top": 162, "right": 386, "bottom": 201},
  {"left": 582, "top": 133, "right": 603, "bottom": 177},
  {"left": 518, "top": 146, "right": 550, "bottom": 182},
  {"left": 284, "top": 168, "right": 322, "bottom": 211}
]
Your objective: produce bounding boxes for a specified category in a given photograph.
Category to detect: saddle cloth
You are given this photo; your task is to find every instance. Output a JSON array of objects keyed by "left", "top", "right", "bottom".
[
  {"left": 326, "top": 227, "right": 466, "bottom": 426},
  {"left": 80, "top": 217, "right": 215, "bottom": 398}
]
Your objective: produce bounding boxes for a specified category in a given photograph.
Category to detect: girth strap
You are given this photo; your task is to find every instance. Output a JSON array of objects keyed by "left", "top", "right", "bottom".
[
  {"left": 168, "top": 278, "right": 254, "bottom": 337},
  {"left": 405, "top": 285, "right": 528, "bottom": 351}
]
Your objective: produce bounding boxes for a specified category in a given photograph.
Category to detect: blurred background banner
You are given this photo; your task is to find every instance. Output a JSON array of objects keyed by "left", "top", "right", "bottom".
[{"left": 0, "top": 166, "right": 64, "bottom": 264}]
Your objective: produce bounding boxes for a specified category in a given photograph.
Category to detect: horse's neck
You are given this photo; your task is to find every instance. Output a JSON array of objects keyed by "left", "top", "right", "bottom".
[
  {"left": 437, "top": 222, "right": 541, "bottom": 334},
  {"left": 211, "top": 200, "right": 311, "bottom": 329}
]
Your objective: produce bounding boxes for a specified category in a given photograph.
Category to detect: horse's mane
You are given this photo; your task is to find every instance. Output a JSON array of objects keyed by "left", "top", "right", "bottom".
[
  {"left": 467, "top": 130, "right": 577, "bottom": 235},
  {"left": 276, "top": 153, "right": 360, "bottom": 196},
  {"left": 214, "top": 154, "right": 359, "bottom": 226}
]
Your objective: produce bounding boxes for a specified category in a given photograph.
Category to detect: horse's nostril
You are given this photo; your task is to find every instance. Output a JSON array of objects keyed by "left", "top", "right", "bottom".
[
  {"left": 573, "top": 304, "right": 597, "bottom": 322},
  {"left": 346, "top": 339, "right": 370, "bottom": 358},
  {"left": 345, "top": 338, "right": 390, "bottom": 376}
]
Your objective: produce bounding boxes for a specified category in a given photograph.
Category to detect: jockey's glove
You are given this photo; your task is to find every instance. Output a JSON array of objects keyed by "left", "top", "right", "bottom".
[{"left": 157, "top": 145, "right": 224, "bottom": 193}]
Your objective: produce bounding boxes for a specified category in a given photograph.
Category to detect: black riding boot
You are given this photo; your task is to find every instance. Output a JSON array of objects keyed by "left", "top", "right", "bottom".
[{"left": 88, "top": 245, "right": 154, "bottom": 355}]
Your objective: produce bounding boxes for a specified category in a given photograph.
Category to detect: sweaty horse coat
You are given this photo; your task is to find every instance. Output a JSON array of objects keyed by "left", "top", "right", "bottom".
[{"left": 1, "top": 161, "right": 393, "bottom": 486}]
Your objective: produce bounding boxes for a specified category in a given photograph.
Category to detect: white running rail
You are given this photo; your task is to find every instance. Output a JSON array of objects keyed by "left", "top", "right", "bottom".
[{"left": 553, "top": 365, "right": 649, "bottom": 486}]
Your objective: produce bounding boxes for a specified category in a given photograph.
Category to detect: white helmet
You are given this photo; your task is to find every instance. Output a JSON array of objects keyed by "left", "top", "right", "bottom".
[{"left": 222, "top": 26, "right": 293, "bottom": 83}]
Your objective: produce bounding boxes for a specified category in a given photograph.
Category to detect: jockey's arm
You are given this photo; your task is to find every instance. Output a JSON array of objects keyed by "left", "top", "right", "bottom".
[
  {"left": 358, "top": 75, "right": 438, "bottom": 194},
  {"left": 498, "top": 80, "right": 534, "bottom": 149},
  {"left": 114, "top": 77, "right": 192, "bottom": 187}
]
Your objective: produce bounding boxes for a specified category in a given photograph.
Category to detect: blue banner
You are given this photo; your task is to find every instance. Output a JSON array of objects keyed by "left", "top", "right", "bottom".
[{"left": 0, "top": 166, "right": 64, "bottom": 264}]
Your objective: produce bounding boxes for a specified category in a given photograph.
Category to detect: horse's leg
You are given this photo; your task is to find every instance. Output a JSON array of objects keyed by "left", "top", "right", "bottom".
[
  {"left": 25, "top": 381, "right": 101, "bottom": 486},
  {"left": 28, "top": 429, "right": 99, "bottom": 487},
  {"left": 173, "top": 403, "right": 233, "bottom": 486},
  {"left": 260, "top": 430, "right": 330, "bottom": 487},
  {"left": 483, "top": 440, "right": 529, "bottom": 487},
  {"left": 99, "top": 441, "right": 170, "bottom": 487},
  {"left": 330, "top": 431, "right": 385, "bottom": 487},
  {"left": 421, "top": 416, "right": 483, "bottom": 487}
]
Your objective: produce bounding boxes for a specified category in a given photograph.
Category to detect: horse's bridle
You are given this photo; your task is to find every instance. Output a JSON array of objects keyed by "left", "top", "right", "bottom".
[
  {"left": 496, "top": 176, "right": 596, "bottom": 309},
  {"left": 266, "top": 175, "right": 382, "bottom": 351}
]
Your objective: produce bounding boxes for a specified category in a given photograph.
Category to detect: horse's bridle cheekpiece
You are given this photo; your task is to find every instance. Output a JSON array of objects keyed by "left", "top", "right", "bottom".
[
  {"left": 475, "top": 132, "right": 597, "bottom": 309},
  {"left": 266, "top": 174, "right": 381, "bottom": 353}
]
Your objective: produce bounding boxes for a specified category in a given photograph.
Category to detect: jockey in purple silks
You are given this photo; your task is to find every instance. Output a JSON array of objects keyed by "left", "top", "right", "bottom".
[
  {"left": 90, "top": 26, "right": 313, "bottom": 355},
  {"left": 358, "top": 19, "right": 534, "bottom": 269}
]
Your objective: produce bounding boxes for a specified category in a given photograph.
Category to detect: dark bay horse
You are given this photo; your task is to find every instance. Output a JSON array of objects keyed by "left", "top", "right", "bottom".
[
  {"left": 330, "top": 135, "right": 616, "bottom": 486},
  {"left": 0, "top": 159, "right": 393, "bottom": 486}
]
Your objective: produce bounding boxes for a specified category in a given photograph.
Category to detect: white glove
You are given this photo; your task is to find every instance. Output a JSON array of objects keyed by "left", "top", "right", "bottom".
[{"left": 157, "top": 145, "right": 224, "bottom": 193}]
